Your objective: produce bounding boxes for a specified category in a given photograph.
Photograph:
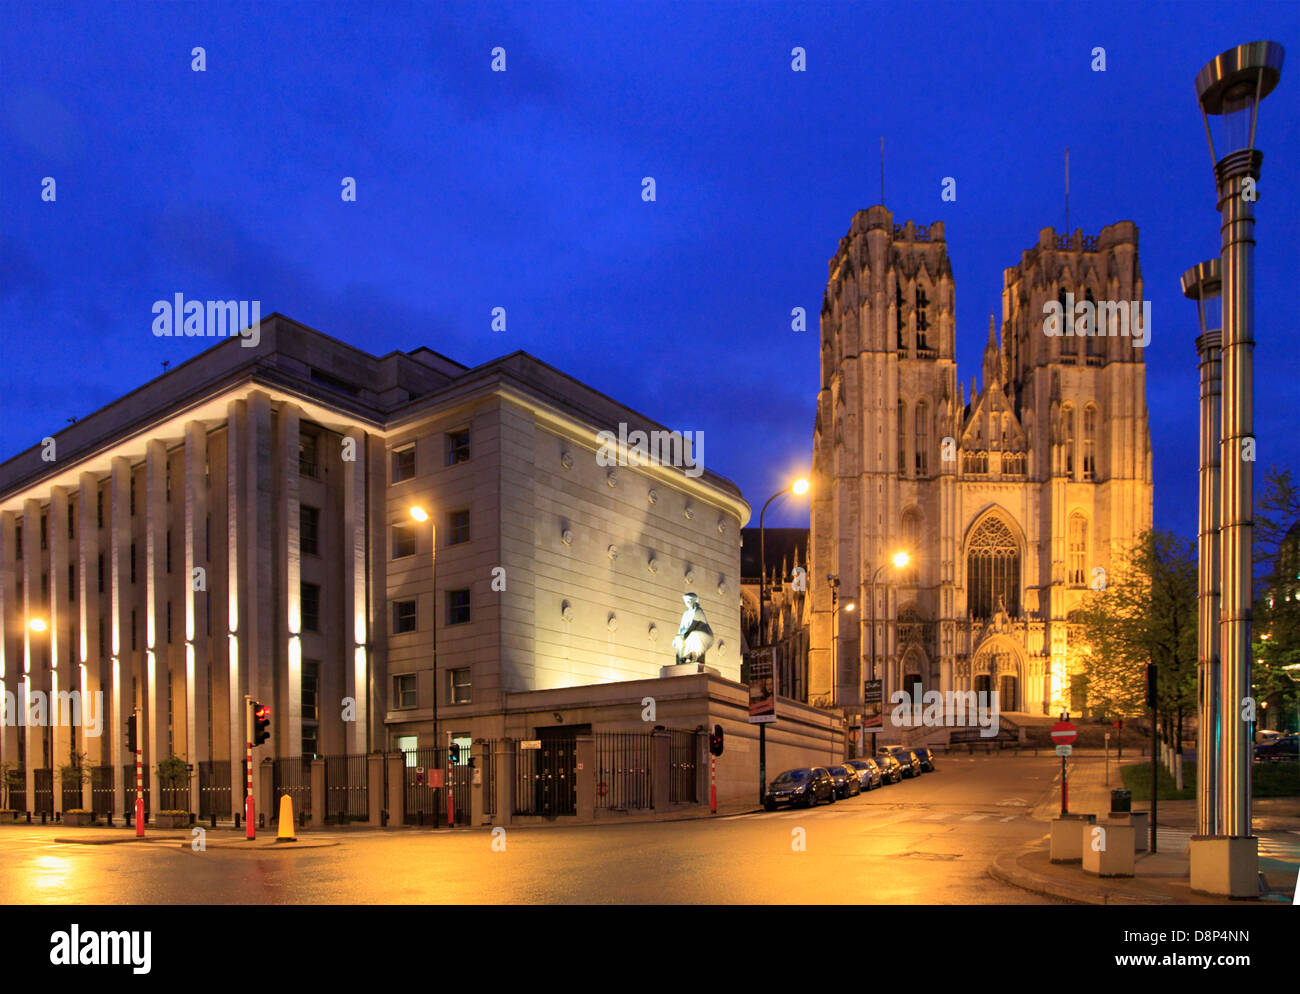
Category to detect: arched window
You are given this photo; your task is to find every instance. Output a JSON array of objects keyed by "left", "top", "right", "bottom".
[
  {"left": 1068, "top": 513, "right": 1088, "bottom": 585},
  {"left": 916, "top": 286, "right": 930, "bottom": 349},
  {"left": 901, "top": 509, "right": 921, "bottom": 585},
  {"left": 897, "top": 400, "right": 907, "bottom": 476},
  {"left": 966, "top": 517, "right": 1020, "bottom": 619},
  {"left": 1085, "top": 289, "right": 1104, "bottom": 358},
  {"left": 1061, "top": 404, "right": 1075, "bottom": 477},
  {"left": 1059, "top": 289, "right": 1076, "bottom": 356},
  {"left": 1082, "top": 405, "right": 1097, "bottom": 479},
  {"left": 896, "top": 281, "right": 906, "bottom": 350},
  {"left": 914, "top": 401, "right": 929, "bottom": 475}
]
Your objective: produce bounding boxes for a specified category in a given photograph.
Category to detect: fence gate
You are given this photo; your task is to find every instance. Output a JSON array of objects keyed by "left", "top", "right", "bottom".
[
  {"left": 324, "top": 755, "right": 368, "bottom": 821},
  {"left": 199, "top": 760, "right": 233, "bottom": 819},
  {"left": 272, "top": 757, "right": 312, "bottom": 819},
  {"left": 669, "top": 729, "right": 700, "bottom": 804},
  {"left": 91, "top": 766, "right": 114, "bottom": 816},
  {"left": 514, "top": 733, "right": 577, "bottom": 817},
  {"left": 595, "top": 732, "right": 653, "bottom": 810},
  {"left": 33, "top": 769, "right": 53, "bottom": 816}
]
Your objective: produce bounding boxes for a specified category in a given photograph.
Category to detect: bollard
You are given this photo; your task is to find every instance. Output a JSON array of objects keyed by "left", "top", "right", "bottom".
[
  {"left": 210, "top": 814, "right": 217, "bottom": 829},
  {"left": 417, "top": 810, "right": 424, "bottom": 827},
  {"left": 25, "top": 811, "right": 31, "bottom": 824},
  {"left": 125, "top": 811, "right": 132, "bottom": 827},
  {"left": 41, "top": 812, "right": 47, "bottom": 825},
  {"left": 106, "top": 813, "right": 113, "bottom": 827},
  {"left": 233, "top": 812, "right": 240, "bottom": 830}
]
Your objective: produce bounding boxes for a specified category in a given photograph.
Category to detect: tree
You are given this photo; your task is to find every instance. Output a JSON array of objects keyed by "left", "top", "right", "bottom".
[
  {"left": 1071, "top": 530, "right": 1198, "bottom": 748},
  {"left": 1253, "top": 467, "right": 1300, "bottom": 731}
]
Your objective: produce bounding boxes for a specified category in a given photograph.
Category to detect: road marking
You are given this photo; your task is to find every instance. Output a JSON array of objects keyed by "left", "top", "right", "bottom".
[
  {"left": 960, "top": 814, "right": 987, "bottom": 822},
  {"left": 1000, "top": 815, "right": 1017, "bottom": 822}
]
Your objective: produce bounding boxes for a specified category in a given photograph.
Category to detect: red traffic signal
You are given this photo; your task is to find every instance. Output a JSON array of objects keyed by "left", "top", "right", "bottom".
[
  {"left": 252, "top": 701, "right": 271, "bottom": 746},
  {"left": 709, "top": 724, "right": 724, "bottom": 757}
]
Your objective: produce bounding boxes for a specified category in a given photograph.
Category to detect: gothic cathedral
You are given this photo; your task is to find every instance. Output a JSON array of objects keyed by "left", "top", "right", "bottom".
[{"left": 808, "top": 206, "right": 1153, "bottom": 723}]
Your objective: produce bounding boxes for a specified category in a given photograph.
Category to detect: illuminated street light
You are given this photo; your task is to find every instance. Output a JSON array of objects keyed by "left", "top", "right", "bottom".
[
  {"left": 791, "top": 478, "right": 810, "bottom": 496},
  {"left": 409, "top": 506, "right": 429, "bottom": 522},
  {"left": 892, "top": 551, "right": 910, "bottom": 570},
  {"left": 28, "top": 618, "right": 48, "bottom": 633}
]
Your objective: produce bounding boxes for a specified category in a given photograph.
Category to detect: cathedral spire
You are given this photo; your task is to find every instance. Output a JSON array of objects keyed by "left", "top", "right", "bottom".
[{"left": 982, "top": 315, "right": 1002, "bottom": 388}]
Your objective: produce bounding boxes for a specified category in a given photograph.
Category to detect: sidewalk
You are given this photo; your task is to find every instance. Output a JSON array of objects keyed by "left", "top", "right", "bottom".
[{"left": 1002, "top": 754, "right": 1299, "bottom": 905}]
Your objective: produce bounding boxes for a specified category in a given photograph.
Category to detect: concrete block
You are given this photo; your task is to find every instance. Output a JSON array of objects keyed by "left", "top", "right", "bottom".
[
  {"left": 1084, "top": 823, "right": 1135, "bottom": 877},
  {"left": 1189, "top": 836, "right": 1259, "bottom": 899},
  {"left": 1049, "top": 813, "right": 1097, "bottom": 863}
]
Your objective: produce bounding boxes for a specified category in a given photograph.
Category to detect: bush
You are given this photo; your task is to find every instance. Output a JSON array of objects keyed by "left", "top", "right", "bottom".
[{"left": 1122, "top": 760, "right": 1299, "bottom": 800}]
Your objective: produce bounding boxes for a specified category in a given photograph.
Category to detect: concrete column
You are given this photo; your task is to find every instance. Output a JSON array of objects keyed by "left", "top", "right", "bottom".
[
  {"left": 108, "top": 458, "right": 130, "bottom": 819},
  {"left": 310, "top": 757, "right": 325, "bottom": 827},
  {"left": 495, "top": 739, "right": 514, "bottom": 826},
  {"left": 243, "top": 392, "right": 274, "bottom": 823},
  {"left": 367, "top": 753, "right": 384, "bottom": 826},
  {"left": 342, "top": 430, "right": 368, "bottom": 755},
  {"left": 651, "top": 730, "right": 670, "bottom": 809},
  {"left": 226, "top": 400, "right": 245, "bottom": 813},
  {"left": 279, "top": 404, "right": 302, "bottom": 763},
  {"left": 49, "top": 486, "right": 72, "bottom": 816},
  {"left": 184, "top": 422, "right": 209, "bottom": 816},
  {"left": 385, "top": 751, "right": 403, "bottom": 827},
  {"left": 144, "top": 440, "right": 168, "bottom": 809},
  {"left": 472, "top": 740, "right": 489, "bottom": 826},
  {"left": 22, "top": 499, "right": 41, "bottom": 812},
  {"left": 76, "top": 473, "right": 101, "bottom": 809},
  {"left": 575, "top": 735, "right": 594, "bottom": 820}
]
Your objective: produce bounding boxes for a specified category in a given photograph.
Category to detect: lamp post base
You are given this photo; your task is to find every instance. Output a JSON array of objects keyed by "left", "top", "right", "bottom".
[{"left": 1189, "top": 836, "right": 1259, "bottom": 898}]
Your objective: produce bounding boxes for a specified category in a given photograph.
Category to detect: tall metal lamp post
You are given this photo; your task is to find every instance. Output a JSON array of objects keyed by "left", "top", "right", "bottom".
[
  {"left": 866, "top": 551, "right": 909, "bottom": 756},
  {"left": 755, "top": 477, "right": 809, "bottom": 803},
  {"left": 1188, "top": 39, "right": 1285, "bottom": 898}
]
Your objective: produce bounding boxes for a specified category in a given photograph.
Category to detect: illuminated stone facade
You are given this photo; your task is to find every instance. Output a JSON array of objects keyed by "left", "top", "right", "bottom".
[{"left": 808, "top": 207, "right": 1153, "bottom": 722}]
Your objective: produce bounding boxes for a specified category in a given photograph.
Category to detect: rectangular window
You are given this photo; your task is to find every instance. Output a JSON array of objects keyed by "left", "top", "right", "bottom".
[
  {"left": 391, "top": 522, "right": 417, "bottom": 559},
  {"left": 301, "top": 582, "right": 321, "bottom": 632},
  {"left": 300, "top": 505, "right": 320, "bottom": 556},
  {"left": 14, "top": 523, "right": 21, "bottom": 560},
  {"left": 394, "top": 674, "right": 418, "bottom": 709},
  {"left": 131, "top": 610, "right": 137, "bottom": 651},
  {"left": 41, "top": 572, "right": 47, "bottom": 602},
  {"left": 97, "top": 491, "right": 104, "bottom": 529},
  {"left": 97, "top": 618, "right": 105, "bottom": 657},
  {"left": 447, "top": 509, "right": 470, "bottom": 545},
  {"left": 445, "top": 429, "right": 470, "bottom": 466},
  {"left": 67, "top": 503, "right": 75, "bottom": 540},
  {"left": 299, "top": 432, "right": 319, "bottom": 479},
  {"left": 40, "top": 514, "right": 47, "bottom": 550},
  {"left": 392, "top": 599, "right": 417, "bottom": 634},
  {"left": 130, "top": 543, "right": 137, "bottom": 584},
  {"left": 302, "top": 660, "right": 320, "bottom": 758},
  {"left": 446, "top": 588, "right": 471, "bottom": 626},
  {"left": 166, "top": 601, "right": 173, "bottom": 643},
  {"left": 97, "top": 553, "right": 104, "bottom": 594},
  {"left": 449, "top": 667, "right": 471, "bottom": 705},
  {"left": 391, "top": 444, "right": 416, "bottom": 483}
]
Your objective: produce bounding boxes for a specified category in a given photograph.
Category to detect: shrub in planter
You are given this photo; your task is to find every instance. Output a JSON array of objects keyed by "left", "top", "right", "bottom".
[
  {"left": 155, "top": 809, "right": 191, "bottom": 829},
  {"left": 0, "top": 809, "right": 19, "bottom": 822},
  {"left": 63, "top": 809, "right": 95, "bottom": 827}
]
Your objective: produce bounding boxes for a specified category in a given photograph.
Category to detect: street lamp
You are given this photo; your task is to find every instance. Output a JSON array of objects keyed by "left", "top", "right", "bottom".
[
  {"left": 755, "top": 476, "right": 810, "bottom": 803},
  {"left": 1182, "top": 258, "right": 1222, "bottom": 840},
  {"left": 28, "top": 618, "right": 47, "bottom": 634},
  {"left": 408, "top": 505, "right": 442, "bottom": 826},
  {"left": 1190, "top": 38, "right": 1284, "bottom": 895},
  {"left": 865, "top": 552, "right": 909, "bottom": 755}
]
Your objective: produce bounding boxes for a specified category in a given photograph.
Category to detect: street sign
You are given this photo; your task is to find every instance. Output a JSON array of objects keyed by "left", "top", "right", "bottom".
[
  {"left": 1055, "top": 744, "right": 1073, "bottom": 757},
  {"left": 1050, "top": 721, "right": 1078, "bottom": 746},
  {"left": 520, "top": 740, "right": 541, "bottom": 750}
]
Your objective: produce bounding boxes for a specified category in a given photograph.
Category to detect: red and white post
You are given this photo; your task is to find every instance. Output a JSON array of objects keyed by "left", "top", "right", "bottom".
[
  {"left": 709, "top": 753, "right": 717, "bottom": 814},
  {"left": 445, "top": 732, "right": 454, "bottom": 828},
  {"left": 133, "top": 710, "right": 144, "bottom": 837},
  {"left": 245, "top": 696, "right": 255, "bottom": 839}
]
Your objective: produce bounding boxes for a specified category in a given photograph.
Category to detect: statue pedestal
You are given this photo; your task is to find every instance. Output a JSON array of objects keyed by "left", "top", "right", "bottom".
[{"left": 660, "top": 664, "right": 719, "bottom": 678}]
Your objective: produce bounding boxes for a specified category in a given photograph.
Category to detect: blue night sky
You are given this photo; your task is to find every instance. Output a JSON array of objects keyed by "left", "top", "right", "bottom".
[{"left": 2, "top": 1, "right": 1297, "bottom": 536}]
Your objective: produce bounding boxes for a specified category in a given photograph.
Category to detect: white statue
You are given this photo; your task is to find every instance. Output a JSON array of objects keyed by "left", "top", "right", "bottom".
[{"left": 672, "top": 592, "right": 714, "bottom": 664}]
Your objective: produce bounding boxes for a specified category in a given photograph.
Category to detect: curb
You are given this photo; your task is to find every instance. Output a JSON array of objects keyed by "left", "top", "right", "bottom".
[{"left": 988, "top": 846, "right": 1178, "bottom": 906}]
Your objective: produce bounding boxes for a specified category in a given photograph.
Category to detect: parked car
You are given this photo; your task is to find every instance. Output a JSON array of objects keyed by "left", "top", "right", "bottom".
[
  {"left": 874, "top": 754, "right": 903, "bottom": 784},
  {"left": 880, "top": 747, "right": 922, "bottom": 778},
  {"left": 912, "top": 747, "right": 936, "bottom": 773},
  {"left": 1254, "top": 733, "right": 1298, "bottom": 763},
  {"left": 826, "top": 764, "right": 862, "bottom": 798},
  {"left": 845, "top": 758, "right": 883, "bottom": 791},
  {"left": 764, "top": 767, "right": 835, "bottom": 810}
]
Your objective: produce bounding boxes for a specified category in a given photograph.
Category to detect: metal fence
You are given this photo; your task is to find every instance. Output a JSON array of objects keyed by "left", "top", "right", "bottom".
[
  {"left": 7, "top": 773, "right": 25, "bottom": 814},
  {"left": 402, "top": 748, "right": 473, "bottom": 826},
  {"left": 121, "top": 764, "right": 150, "bottom": 818},
  {"left": 482, "top": 744, "right": 496, "bottom": 817},
  {"left": 158, "top": 781, "right": 188, "bottom": 811},
  {"left": 61, "top": 771, "right": 84, "bottom": 811},
  {"left": 595, "top": 732, "right": 653, "bottom": 810},
  {"left": 669, "top": 729, "right": 700, "bottom": 804},
  {"left": 33, "top": 769, "right": 53, "bottom": 816},
  {"left": 272, "top": 757, "right": 313, "bottom": 818},
  {"left": 91, "top": 766, "right": 114, "bottom": 815},
  {"left": 514, "top": 736, "right": 576, "bottom": 817},
  {"left": 324, "top": 754, "right": 368, "bottom": 821},
  {"left": 199, "top": 760, "right": 234, "bottom": 819}
]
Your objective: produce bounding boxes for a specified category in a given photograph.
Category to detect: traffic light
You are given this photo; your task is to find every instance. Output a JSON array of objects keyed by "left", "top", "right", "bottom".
[
  {"left": 1144, "top": 664, "right": 1158, "bottom": 709},
  {"left": 447, "top": 743, "right": 460, "bottom": 765},
  {"left": 709, "top": 724, "right": 724, "bottom": 757},
  {"left": 125, "top": 713, "right": 137, "bottom": 753},
  {"left": 252, "top": 701, "right": 271, "bottom": 746}
]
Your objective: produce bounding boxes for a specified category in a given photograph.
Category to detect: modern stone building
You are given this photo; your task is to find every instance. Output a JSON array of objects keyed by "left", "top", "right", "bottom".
[
  {"left": 808, "top": 207, "right": 1153, "bottom": 728},
  {"left": 0, "top": 314, "right": 758, "bottom": 819}
]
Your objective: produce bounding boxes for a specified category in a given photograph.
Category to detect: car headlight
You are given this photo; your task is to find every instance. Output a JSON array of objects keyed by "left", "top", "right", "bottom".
[{"left": 794, "top": 784, "right": 807, "bottom": 794}]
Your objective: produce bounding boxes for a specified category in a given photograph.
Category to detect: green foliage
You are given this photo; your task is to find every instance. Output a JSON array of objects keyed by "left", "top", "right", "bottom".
[
  {"left": 1122, "top": 759, "right": 1298, "bottom": 800},
  {"left": 155, "top": 755, "right": 190, "bottom": 789},
  {"left": 58, "top": 751, "right": 91, "bottom": 789},
  {"left": 1070, "top": 530, "right": 1198, "bottom": 722},
  {"left": 1253, "top": 467, "right": 1300, "bottom": 731}
]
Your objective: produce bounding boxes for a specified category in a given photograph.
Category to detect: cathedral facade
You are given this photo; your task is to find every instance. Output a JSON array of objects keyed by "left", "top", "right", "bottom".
[{"left": 808, "top": 206, "right": 1153, "bottom": 726}]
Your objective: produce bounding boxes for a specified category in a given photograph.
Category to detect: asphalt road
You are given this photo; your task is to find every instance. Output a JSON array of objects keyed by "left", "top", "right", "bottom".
[{"left": 0, "top": 755, "right": 1076, "bottom": 904}]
